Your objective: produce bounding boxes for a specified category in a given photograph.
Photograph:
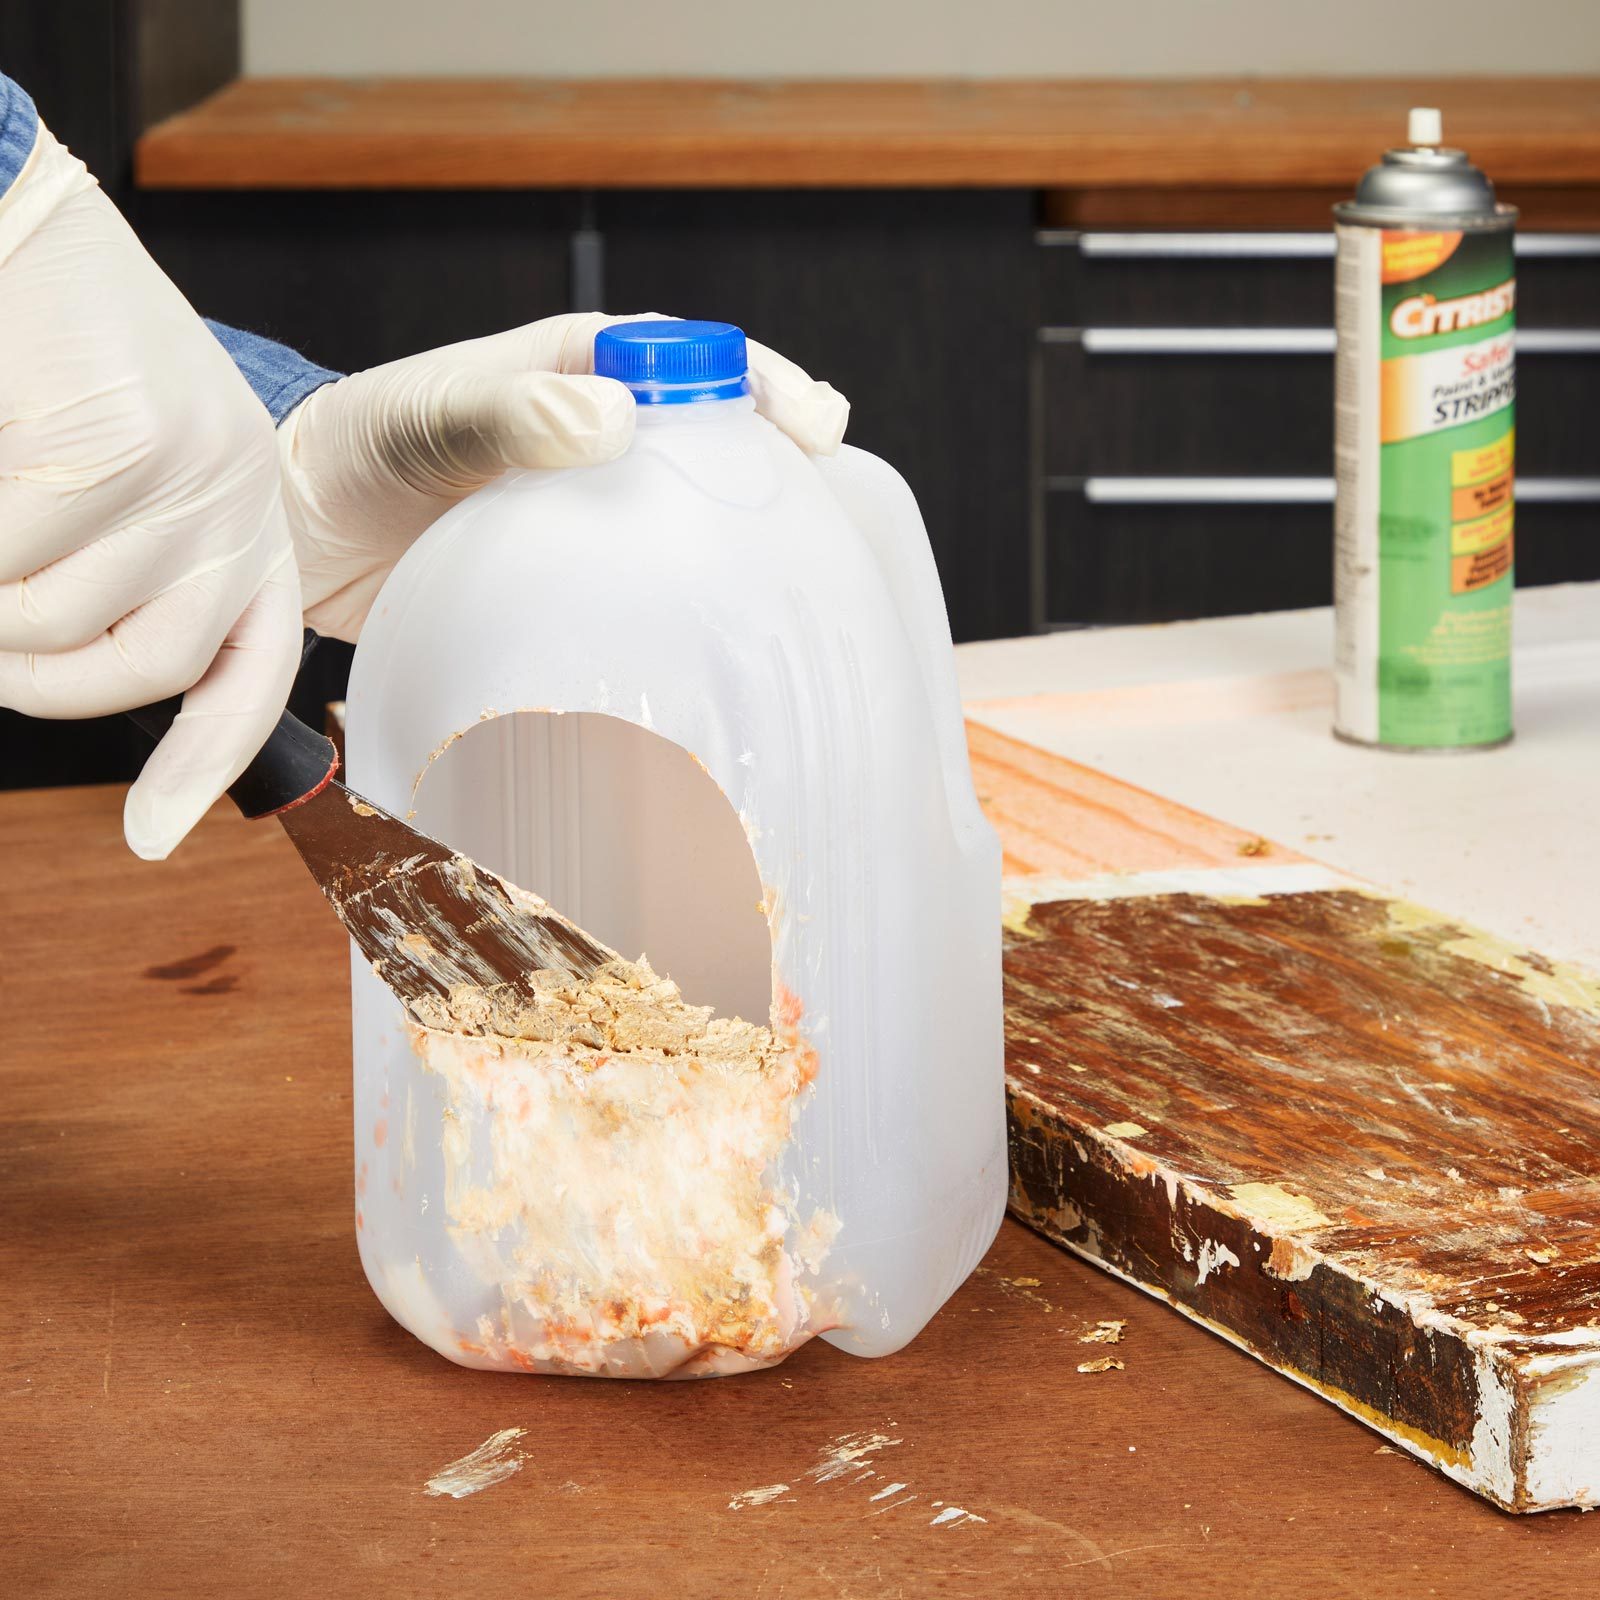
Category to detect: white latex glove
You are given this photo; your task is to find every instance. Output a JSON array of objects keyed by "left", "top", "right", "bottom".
[
  {"left": 0, "top": 125, "right": 302, "bottom": 860},
  {"left": 278, "top": 311, "right": 850, "bottom": 642}
]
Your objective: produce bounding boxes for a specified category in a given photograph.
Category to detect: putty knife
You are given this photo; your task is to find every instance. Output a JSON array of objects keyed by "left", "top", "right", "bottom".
[{"left": 128, "top": 683, "right": 612, "bottom": 1015}]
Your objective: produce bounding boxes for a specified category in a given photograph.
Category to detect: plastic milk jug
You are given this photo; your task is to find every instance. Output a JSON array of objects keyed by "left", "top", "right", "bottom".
[{"left": 344, "top": 320, "right": 1005, "bottom": 1378}]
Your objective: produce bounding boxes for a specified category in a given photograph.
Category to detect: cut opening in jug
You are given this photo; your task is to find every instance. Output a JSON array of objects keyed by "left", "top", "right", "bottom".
[{"left": 410, "top": 708, "right": 772, "bottom": 1024}]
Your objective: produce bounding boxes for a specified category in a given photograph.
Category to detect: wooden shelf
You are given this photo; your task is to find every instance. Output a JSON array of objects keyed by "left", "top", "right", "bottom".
[{"left": 136, "top": 76, "right": 1600, "bottom": 191}]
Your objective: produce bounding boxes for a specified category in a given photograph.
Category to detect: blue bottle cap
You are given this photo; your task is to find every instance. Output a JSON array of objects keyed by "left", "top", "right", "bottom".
[{"left": 594, "top": 320, "right": 751, "bottom": 404}]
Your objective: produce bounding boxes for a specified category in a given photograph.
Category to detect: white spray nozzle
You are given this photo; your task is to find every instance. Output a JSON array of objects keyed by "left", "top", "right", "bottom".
[{"left": 1408, "top": 107, "right": 1443, "bottom": 148}]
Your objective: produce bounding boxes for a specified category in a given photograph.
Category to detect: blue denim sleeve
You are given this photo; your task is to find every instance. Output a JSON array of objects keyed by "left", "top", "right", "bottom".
[
  {"left": 205, "top": 319, "right": 342, "bottom": 424},
  {"left": 0, "top": 72, "right": 337, "bottom": 423},
  {"left": 0, "top": 74, "right": 39, "bottom": 197}
]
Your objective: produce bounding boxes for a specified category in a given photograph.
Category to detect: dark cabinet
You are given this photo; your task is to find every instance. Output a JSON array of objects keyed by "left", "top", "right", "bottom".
[
  {"left": 1032, "top": 230, "right": 1600, "bottom": 630},
  {"left": 598, "top": 191, "right": 1036, "bottom": 648}
]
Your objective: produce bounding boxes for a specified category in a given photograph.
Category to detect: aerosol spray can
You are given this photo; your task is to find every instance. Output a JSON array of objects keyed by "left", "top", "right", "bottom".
[{"left": 1333, "top": 108, "right": 1517, "bottom": 749}]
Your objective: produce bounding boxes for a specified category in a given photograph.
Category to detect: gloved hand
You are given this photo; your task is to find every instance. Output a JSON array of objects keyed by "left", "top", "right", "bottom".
[
  {"left": 277, "top": 312, "right": 850, "bottom": 642},
  {"left": 0, "top": 124, "right": 302, "bottom": 860}
]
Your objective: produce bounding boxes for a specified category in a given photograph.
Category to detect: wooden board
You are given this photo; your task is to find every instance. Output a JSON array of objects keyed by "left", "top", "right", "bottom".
[
  {"left": 968, "top": 720, "right": 1600, "bottom": 1513},
  {"left": 134, "top": 76, "right": 1600, "bottom": 190},
  {"left": 20, "top": 785, "right": 1600, "bottom": 1592}
]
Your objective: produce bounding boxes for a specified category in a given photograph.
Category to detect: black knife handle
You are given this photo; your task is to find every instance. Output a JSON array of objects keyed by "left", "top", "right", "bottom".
[{"left": 125, "top": 629, "right": 339, "bottom": 820}]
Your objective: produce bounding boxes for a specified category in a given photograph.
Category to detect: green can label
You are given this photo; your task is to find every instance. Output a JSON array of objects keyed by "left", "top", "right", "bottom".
[{"left": 1334, "top": 224, "right": 1516, "bottom": 747}]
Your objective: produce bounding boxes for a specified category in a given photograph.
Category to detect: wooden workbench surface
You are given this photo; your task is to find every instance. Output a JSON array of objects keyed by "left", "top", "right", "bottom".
[
  {"left": 134, "top": 76, "right": 1600, "bottom": 190},
  {"left": 6, "top": 782, "right": 1600, "bottom": 1594}
]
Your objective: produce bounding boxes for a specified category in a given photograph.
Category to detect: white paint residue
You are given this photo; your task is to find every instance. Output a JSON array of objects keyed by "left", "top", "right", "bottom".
[
  {"left": 423, "top": 1427, "right": 527, "bottom": 1499},
  {"left": 728, "top": 1483, "right": 790, "bottom": 1509},
  {"left": 771, "top": 1430, "right": 997, "bottom": 1529},
  {"left": 930, "top": 1506, "right": 987, "bottom": 1527},
  {"left": 1103, "top": 1121, "right": 1148, "bottom": 1139},
  {"left": 1264, "top": 1236, "right": 1318, "bottom": 1283},
  {"left": 1524, "top": 1356, "right": 1600, "bottom": 1509},
  {"left": 1469, "top": 1348, "right": 1518, "bottom": 1507},
  {"left": 1002, "top": 862, "right": 1357, "bottom": 922},
  {"left": 806, "top": 1431, "right": 902, "bottom": 1484},
  {"left": 871, "top": 1494, "right": 920, "bottom": 1516},
  {"left": 1195, "top": 1239, "right": 1241, "bottom": 1286},
  {"left": 1523, "top": 1327, "right": 1600, "bottom": 1349},
  {"left": 638, "top": 692, "right": 654, "bottom": 729},
  {"left": 1226, "top": 1181, "right": 1331, "bottom": 1232}
]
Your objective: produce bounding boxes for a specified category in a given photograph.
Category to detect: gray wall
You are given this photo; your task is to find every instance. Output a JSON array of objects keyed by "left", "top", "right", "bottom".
[{"left": 243, "top": 0, "right": 1600, "bottom": 76}]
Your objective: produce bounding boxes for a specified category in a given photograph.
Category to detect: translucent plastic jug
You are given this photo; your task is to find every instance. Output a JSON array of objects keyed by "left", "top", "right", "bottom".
[{"left": 344, "top": 320, "right": 1005, "bottom": 1378}]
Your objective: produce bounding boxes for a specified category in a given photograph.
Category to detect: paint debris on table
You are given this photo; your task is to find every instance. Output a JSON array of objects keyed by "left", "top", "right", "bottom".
[
  {"left": 728, "top": 1483, "right": 792, "bottom": 1509},
  {"left": 968, "top": 717, "right": 1600, "bottom": 1515},
  {"left": 723, "top": 1427, "right": 988, "bottom": 1530},
  {"left": 1079, "top": 1319, "right": 1127, "bottom": 1345},
  {"left": 423, "top": 1427, "right": 528, "bottom": 1499}
]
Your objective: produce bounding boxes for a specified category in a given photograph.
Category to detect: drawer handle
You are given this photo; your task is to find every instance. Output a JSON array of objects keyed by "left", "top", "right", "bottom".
[
  {"left": 1042, "top": 231, "right": 1600, "bottom": 261},
  {"left": 1064, "top": 477, "right": 1600, "bottom": 506},
  {"left": 1520, "top": 330, "right": 1600, "bottom": 354},
  {"left": 1065, "top": 231, "right": 1336, "bottom": 259},
  {"left": 1522, "top": 477, "right": 1600, "bottom": 502},
  {"left": 1045, "top": 328, "right": 1336, "bottom": 355},
  {"left": 1080, "top": 477, "right": 1334, "bottom": 504},
  {"left": 1046, "top": 328, "right": 1600, "bottom": 356},
  {"left": 1516, "top": 235, "right": 1600, "bottom": 259}
]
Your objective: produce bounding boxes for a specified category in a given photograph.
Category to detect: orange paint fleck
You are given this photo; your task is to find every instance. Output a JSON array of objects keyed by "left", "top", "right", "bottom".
[
  {"left": 373, "top": 1118, "right": 388, "bottom": 1148},
  {"left": 771, "top": 980, "right": 819, "bottom": 1082},
  {"left": 356, "top": 1161, "right": 368, "bottom": 1196},
  {"left": 356, "top": 1209, "right": 365, "bottom": 1231},
  {"left": 774, "top": 982, "right": 803, "bottom": 1031}
]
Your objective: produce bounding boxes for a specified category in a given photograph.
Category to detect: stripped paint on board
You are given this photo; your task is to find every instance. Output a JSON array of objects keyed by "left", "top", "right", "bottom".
[
  {"left": 423, "top": 1427, "right": 527, "bottom": 1498},
  {"left": 964, "top": 717, "right": 1600, "bottom": 1514}
]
